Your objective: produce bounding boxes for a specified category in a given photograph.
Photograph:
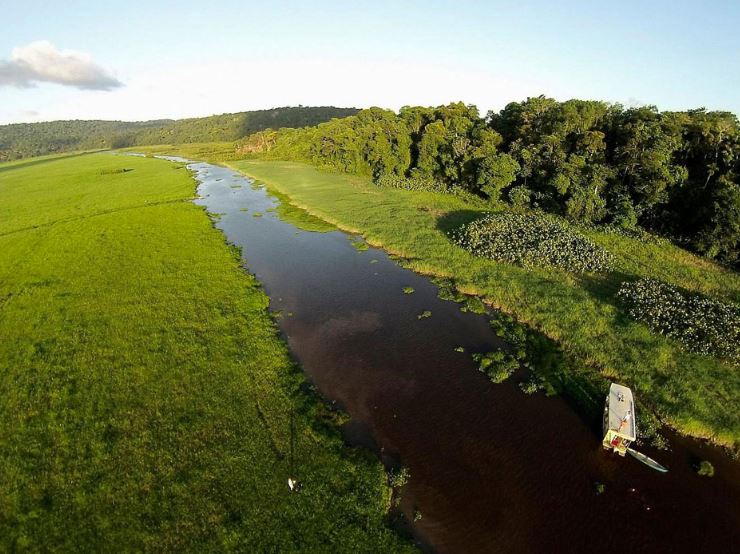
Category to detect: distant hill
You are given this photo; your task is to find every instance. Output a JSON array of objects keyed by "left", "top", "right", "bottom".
[{"left": 0, "top": 106, "right": 359, "bottom": 161}]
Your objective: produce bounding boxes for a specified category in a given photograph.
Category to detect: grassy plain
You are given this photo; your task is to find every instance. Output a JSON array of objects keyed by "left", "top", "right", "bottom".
[
  {"left": 226, "top": 159, "right": 740, "bottom": 448},
  {"left": 121, "top": 142, "right": 239, "bottom": 163},
  {"left": 0, "top": 149, "right": 106, "bottom": 174},
  {"left": 0, "top": 153, "right": 411, "bottom": 551}
]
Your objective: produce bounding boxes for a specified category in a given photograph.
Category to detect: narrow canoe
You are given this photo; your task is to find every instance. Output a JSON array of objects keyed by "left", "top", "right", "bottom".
[{"left": 627, "top": 447, "right": 669, "bottom": 473}]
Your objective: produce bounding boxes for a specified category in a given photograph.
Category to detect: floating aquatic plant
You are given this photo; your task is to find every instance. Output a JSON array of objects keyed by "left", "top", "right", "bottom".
[
  {"left": 697, "top": 460, "right": 715, "bottom": 477},
  {"left": 388, "top": 467, "right": 410, "bottom": 488},
  {"left": 519, "top": 378, "right": 543, "bottom": 394},
  {"left": 351, "top": 239, "right": 369, "bottom": 251},
  {"left": 472, "top": 350, "right": 519, "bottom": 383}
]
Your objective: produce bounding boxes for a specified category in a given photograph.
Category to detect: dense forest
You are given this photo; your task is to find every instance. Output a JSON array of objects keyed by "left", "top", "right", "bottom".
[
  {"left": 239, "top": 99, "right": 740, "bottom": 267},
  {"left": 0, "top": 106, "right": 358, "bottom": 161}
]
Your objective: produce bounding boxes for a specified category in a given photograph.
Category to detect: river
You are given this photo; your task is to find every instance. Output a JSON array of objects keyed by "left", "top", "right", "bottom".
[{"left": 167, "top": 156, "right": 739, "bottom": 552}]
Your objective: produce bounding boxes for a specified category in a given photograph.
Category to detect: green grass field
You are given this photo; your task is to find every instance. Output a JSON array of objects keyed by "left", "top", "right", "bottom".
[
  {"left": 225, "top": 159, "right": 740, "bottom": 448},
  {"left": 121, "top": 142, "right": 240, "bottom": 163},
  {"left": 0, "top": 152, "right": 412, "bottom": 551}
]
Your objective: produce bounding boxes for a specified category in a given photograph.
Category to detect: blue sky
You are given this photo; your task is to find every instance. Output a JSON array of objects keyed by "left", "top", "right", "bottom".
[{"left": 1, "top": 0, "right": 738, "bottom": 123}]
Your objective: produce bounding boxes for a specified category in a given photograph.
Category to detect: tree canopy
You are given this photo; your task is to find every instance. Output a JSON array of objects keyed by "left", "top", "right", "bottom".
[
  {"left": 241, "top": 98, "right": 740, "bottom": 267},
  {"left": 0, "top": 107, "right": 359, "bottom": 161}
]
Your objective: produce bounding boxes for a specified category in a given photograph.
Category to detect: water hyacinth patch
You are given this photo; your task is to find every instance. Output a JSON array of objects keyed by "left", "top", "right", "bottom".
[
  {"left": 519, "top": 378, "right": 544, "bottom": 395},
  {"left": 388, "top": 467, "right": 410, "bottom": 488},
  {"left": 617, "top": 278, "right": 740, "bottom": 364},
  {"left": 452, "top": 213, "right": 613, "bottom": 273},
  {"left": 472, "top": 350, "right": 519, "bottom": 383},
  {"left": 697, "top": 460, "right": 715, "bottom": 477}
]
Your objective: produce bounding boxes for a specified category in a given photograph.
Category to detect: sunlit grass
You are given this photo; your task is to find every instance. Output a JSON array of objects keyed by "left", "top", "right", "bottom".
[
  {"left": 0, "top": 153, "right": 411, "bottom": 551},
  {"left": 229, "top": 159, "right": 740, "bottom": 448}
]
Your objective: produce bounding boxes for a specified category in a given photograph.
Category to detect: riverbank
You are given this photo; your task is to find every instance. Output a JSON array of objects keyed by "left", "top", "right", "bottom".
[
  {"left": 0, "top": 153, "right": 413, "bottom": 551},
  {"left": 225, "top": 159, "right": 739, "bottom": 449}
]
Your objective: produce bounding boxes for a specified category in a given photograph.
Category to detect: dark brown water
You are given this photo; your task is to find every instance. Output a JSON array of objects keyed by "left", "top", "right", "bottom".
[{"left": 179, "top": 158, "right": 739, "bottom": 553}]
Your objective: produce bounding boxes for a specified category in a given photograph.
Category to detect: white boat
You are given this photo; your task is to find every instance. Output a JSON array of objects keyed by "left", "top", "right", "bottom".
[
  {"left": 602, "top": 383, "right": 636, "bottom": 456},
  {"left": 602, "top": 383, "right": 668, "bottom": 472}
]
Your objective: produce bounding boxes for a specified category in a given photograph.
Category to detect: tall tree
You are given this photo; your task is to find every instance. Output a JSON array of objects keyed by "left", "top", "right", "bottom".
[{"left": 605, "top": 106, "right": 687, "bottom": 226}]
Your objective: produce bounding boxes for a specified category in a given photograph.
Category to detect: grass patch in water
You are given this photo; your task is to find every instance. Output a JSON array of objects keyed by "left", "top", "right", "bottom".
[
  {"left": 519, "top": 378, "right": 544, "bottom": 394},
  {"left": 417, "top": 310, "right": 432, "bottom": 319},
  {"left": 266, "top": 188, "right": 336, "bottom": 233},
  {"left": 351, "top": 239, "right": 369, "bottom": 251},
  {"left": 403, "top": 287, "right": 415, "bottom": 294},
  {"left": 696, "top": 460, "right": 715, "bottom": 477},
  {"left": 472, "top": 350, "right": 519, "bottom": 383}
]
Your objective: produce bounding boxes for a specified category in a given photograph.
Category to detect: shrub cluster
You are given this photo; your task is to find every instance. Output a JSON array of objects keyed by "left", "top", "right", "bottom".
[
  {"left": 617, "top": 278, "right": 740, "bottom": 364},
  {"left": 375, "top": 174, "right": 449, "bottom": 193},
  {"left": 592, "top": 223, "right": 668, "bottom": 246},
  {"left": 507, "top": 185, "right": 532, "bottom": 208},
  {"left": 453, "top": 213, "right": 613, "bottom": 272}
]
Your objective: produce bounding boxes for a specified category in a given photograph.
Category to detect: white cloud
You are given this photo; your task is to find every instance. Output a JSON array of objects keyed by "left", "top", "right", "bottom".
[{"left": 0, "top": 41, "right": 122, "bottom": 90}]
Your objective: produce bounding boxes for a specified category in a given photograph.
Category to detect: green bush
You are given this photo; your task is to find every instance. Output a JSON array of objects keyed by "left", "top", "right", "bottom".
[
  {"left": 453, "top": 213, "right": 613, "bottom": 272},
  {"left": 596, "top": 223, "right": 668, "bottom": 246},
  {"left": 375, "top": 173, "right": 448, "bottom": 193},
  {"left": 508, "top": 185, "right": 532, "bottom": 208},
  {"left": 617, "top": 278, "right": 740, "bottom": 364}
]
